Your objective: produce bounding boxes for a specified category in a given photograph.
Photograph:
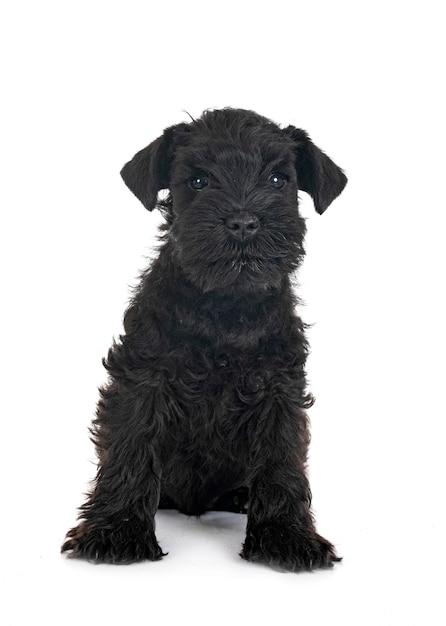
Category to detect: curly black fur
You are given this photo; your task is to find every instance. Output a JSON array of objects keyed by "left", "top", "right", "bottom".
[{"left": 62, "top": 108, "right": 347, "bottom": 571}]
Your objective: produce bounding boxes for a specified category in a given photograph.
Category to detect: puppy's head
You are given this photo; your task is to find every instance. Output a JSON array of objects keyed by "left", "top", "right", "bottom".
[{"left": 121, "top": 108, "right": 347, "bottom": 293}]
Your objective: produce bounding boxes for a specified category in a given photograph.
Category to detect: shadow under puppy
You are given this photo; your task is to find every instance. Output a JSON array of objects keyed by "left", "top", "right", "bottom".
[{"left": 62, "top": 108, "right": 347, "bottom": 571}]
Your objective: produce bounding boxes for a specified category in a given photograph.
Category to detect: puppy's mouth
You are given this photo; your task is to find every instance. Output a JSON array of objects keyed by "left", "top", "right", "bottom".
[{"left": 230, "top": 256, "right": 265, "bottom": 272}]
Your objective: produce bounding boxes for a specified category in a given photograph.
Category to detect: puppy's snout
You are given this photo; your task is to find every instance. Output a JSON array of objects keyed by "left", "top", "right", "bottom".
[{"left": 225, "top": 214, "right": 260, "bottom": 240}]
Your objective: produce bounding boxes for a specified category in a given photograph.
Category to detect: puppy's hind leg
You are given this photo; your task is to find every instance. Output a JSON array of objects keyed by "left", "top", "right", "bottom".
[{"left": 212, "top": 487, "right": 249, "bottom": 514}]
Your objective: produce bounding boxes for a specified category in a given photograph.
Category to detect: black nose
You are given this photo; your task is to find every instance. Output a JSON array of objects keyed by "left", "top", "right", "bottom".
[{"left": 225, "top": 214, "right": 260, "bottom": 240}]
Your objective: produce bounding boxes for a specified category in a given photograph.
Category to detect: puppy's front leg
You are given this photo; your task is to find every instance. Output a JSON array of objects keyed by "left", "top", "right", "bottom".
[
  {"left": 241, "top": 390, "right": 340, "bottom": 571},
  {"left": 62, "top": 379, "right": 165, "bottom": 564}
]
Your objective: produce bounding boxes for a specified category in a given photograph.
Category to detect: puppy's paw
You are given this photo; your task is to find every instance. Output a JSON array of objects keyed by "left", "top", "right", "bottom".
[
  {"left": 61, "top": 519, "right": 166, "bottom": 564},
  {"left": 241, "top": 523, "right": 341, "bottom": 572}
]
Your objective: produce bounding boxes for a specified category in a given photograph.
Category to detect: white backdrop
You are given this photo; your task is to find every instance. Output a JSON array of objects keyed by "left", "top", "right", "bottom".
[{"left": 1, "top": 1, "right": 445, "bottom": 624}]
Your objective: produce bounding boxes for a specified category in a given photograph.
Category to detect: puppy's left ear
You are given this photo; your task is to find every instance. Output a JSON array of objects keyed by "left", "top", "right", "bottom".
[
  {"left": 120, "top": 123, "right": 189, "bottom": 210},
  {"left": 284, "top": 126, "right": 347, "bottom": 214}
]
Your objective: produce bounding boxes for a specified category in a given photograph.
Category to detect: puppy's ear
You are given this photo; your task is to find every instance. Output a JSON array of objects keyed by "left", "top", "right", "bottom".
[
  {"left": 120, "top": 123, "right": 189, "bottom": 210},
  {"left": 284, "top": 126, "right": 347, "bottom": 214}
]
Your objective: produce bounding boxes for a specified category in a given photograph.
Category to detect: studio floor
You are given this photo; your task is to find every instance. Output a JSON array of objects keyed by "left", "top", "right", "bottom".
[{"left": 3, "top": 500, "right": 443, "bottom": 625}]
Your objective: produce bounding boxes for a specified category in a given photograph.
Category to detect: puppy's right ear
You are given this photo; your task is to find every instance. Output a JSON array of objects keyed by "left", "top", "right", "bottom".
[{"left": 120, "top": 123, "right": 189, "bottom": 210}]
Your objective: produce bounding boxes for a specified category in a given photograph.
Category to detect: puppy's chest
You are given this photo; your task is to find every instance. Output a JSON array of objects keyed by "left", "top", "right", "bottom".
[
  {"left": 161, "top": 350, "right": 268, "bottom": 452},
  {"left": 170, "top": 348, "right": 268, "bottom": 409}
]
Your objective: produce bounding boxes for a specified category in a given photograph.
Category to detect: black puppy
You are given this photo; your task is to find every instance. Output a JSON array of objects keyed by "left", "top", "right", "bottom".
[{"left": 62, "top": 108, "right": 347, "bottom": 571}]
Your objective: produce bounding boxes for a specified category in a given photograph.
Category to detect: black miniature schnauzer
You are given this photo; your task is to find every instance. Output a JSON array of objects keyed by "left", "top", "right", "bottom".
[{"left": 62, "top": 108, "right": 347, "bottom": 571}]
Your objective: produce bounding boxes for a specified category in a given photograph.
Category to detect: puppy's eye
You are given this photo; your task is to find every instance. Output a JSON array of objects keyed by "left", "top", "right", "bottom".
[
  {"left": 268, "top": 173, "right": 287, "bottom": 189},
  {"left": 190, "top": 174, "right": 209, "bottom": 191}
]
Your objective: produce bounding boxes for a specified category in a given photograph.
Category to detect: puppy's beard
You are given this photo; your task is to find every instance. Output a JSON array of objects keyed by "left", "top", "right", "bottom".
[
  {"left": 170, "top": 220, "right": 303, "bottom": 294},
  {"left": 175, "top": 247, "right": 283, "bottom": 294}
]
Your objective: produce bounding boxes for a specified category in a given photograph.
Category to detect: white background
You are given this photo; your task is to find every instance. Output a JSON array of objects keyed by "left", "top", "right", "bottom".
[{"left": 1, "top": 1, "right": 445, "bottom": 624}]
